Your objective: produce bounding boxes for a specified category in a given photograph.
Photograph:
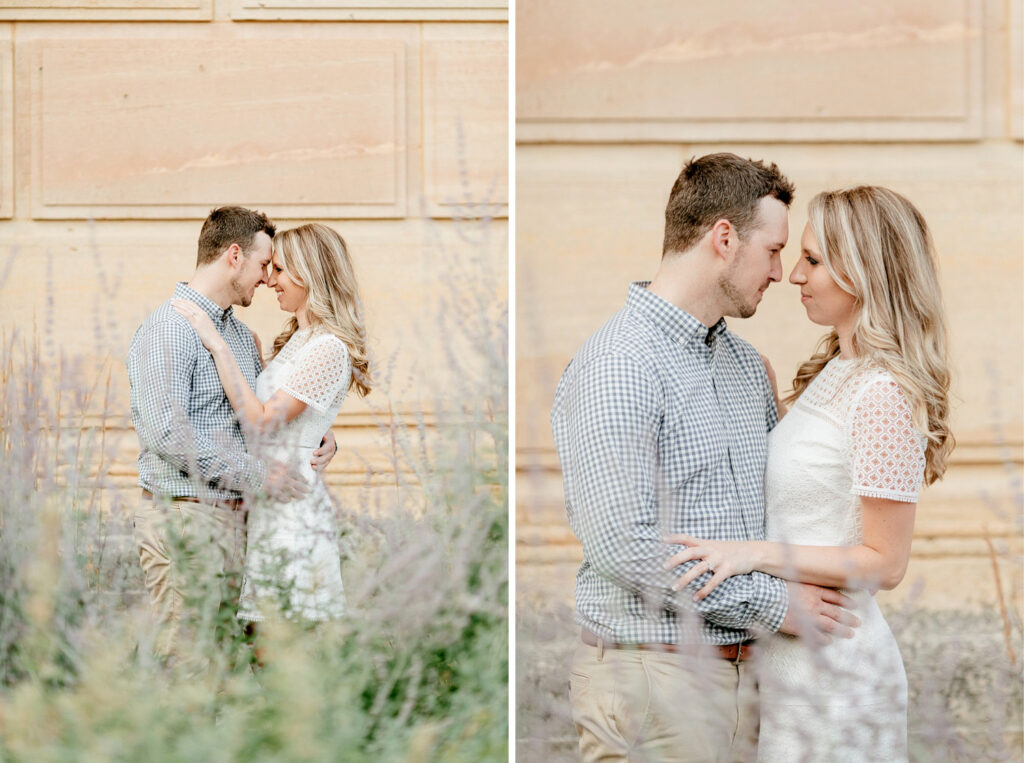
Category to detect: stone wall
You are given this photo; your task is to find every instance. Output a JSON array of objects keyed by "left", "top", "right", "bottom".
[
  {"left": 0, "top": 2, "right": 508, "bottom": 513},
  {"left": 516, "top": 0, "right": 1023, "bottom": 621}
]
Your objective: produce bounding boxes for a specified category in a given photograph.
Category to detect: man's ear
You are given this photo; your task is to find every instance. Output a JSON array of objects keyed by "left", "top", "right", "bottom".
[
  {"left": 709, "top": 218, "right": 735, "bottom": 261},
  {"left": 223, "top": 243, "right": 243, "bottom": 269}
]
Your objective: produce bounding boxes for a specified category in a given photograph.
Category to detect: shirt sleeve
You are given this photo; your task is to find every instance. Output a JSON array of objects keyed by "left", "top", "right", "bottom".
[
  {"left": 849, "top": 377, "right": 925, "bottom": 503},
  {"left": 132, "top": 316, "right": 265, "bottom": 494},
  {"left": 280, "top": 335, "right": 352, "bottom": 413},
  {"left": 560, "top": 352, "right": 787, "bottom": 633}
]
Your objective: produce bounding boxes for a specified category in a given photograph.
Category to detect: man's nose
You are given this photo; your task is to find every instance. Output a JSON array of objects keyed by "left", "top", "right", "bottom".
[{"left": 769, "top": 255, "right": 783, "bottom": 282}]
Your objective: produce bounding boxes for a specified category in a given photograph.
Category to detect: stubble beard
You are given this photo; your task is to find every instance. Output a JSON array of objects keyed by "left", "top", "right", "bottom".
[
  {"left": 718, "top": 247, "right": 759, "bottom": 319},
  {"left": 719, "top": 277, "right": 757, "bottom": 319},
  {"left": 229, "top": 274, "right": 254, "bottom": 308}
]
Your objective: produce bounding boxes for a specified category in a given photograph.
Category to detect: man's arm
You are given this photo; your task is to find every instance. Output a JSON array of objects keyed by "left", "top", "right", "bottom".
[
  {"left": 564, "top": 352, "right": 788, "bottom": 633},
  {"left": 132, "top": 317, "right": 265, "bottom": 494}
]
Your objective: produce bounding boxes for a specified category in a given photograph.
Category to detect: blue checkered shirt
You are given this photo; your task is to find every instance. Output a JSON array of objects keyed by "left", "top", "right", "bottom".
[
  {"left": 127, "top": 282, "right": 266, "bottom": 501},
  {"left": 551, "top": 282, "right": 788, "bottom": 645}
]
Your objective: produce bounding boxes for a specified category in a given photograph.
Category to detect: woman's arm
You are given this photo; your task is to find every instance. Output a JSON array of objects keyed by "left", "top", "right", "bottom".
[
  {"left": 759, "top": 352, "right": 787, "bottom": 419},
  {"left": 665, "top": 497, "right": 916, "bottom": 599},
  {"left": 208, "top": 342, "right": 307, "bottom": 431},
  {"left": 172, "top": 299, "right": 307, "bottom": 431}
]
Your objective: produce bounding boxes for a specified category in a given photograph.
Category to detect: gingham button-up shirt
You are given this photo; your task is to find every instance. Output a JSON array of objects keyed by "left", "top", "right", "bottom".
[
  {"left": 127, "top": 282, "right": 265, "bottom": 501},
  {"left": 551, "top": 282, "right": 788, "bottom": 645}
]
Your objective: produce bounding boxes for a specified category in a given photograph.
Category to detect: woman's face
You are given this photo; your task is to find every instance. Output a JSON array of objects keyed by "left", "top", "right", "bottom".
[
  {"left": 789, "top": 224, "right": 858, "bottom": 332},
  {"left": 267, "top": 252, "right": 308, "bottom": 315}
]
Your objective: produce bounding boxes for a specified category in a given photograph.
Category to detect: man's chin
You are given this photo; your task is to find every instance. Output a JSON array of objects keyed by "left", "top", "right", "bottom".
[
  {"left": 740, "top": 290, "right": 768, "bottom": 318},
  {"left": 727, "top": 299, "right": 759, "bottom": 320}
]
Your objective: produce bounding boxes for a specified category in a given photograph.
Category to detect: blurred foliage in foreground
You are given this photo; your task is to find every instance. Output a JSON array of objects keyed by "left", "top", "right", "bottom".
[
  {"left": 515, "top": 596, "right": 1023, "bottom": 762},
  {"left": 0, "top": 218, "right": 508, "bottom": 761}
]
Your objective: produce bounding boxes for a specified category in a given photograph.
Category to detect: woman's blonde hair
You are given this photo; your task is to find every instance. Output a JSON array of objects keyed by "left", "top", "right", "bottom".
[
  {"left": 270, "top": 223, "right": 371, "bottom": 397},
  {"left": 784, "top": 186, "right": 953, "bottom": 484}
]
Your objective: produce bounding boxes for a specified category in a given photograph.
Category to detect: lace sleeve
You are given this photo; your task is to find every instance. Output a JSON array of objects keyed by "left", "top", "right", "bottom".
[
  {"left": 849, "top": 376, "right": 926, "bottom": 503},
  {"left": 281, "top": 335, "right": 352, "bottom": 413}
]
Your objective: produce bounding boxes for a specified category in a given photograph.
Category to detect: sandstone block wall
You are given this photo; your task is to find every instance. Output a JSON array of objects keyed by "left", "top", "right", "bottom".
[
  {"left": 0, "top": 3, "right": 509, "bottom": 513},
  {"left": 516, "top": 0, "right": 1023, "bottom": 617}
]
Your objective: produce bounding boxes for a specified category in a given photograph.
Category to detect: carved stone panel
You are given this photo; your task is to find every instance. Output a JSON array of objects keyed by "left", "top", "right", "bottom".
[
  {"left": 0, "top": 0, "right": 212, "bottom": 22},
  {"left": 423, "top": 26, "right": 508, "bottom": 217},
  {"left": 517, "top": 0, "right": 984, "bottom": 142},
  {"left": 27, "top": 33, "right": 408, "bottom": 219},
  {"left": 1012, "top": 0, "right": 1023, "bottom": 139},
  {"left": 231, "top": 0, "right": 507, "bottom": 22},
  {"left": 0, "top": 28, "right": 11, "bottom": 219}
]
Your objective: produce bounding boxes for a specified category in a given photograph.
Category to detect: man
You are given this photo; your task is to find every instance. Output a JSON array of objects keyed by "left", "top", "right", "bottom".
[
  {"left": 127, "top": 206, "right": 335, "bottom": 665},
  {"left": 551, "top": 154, "right": 859, "bottom": 761}
]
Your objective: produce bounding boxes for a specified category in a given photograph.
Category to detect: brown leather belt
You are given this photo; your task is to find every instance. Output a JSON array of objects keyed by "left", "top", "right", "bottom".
[
  {"left": 582, "top": 628, "right": 755, "bottom": 662},
  {"left": 141, "top": 488, "right": 244, "bottom": 512}
]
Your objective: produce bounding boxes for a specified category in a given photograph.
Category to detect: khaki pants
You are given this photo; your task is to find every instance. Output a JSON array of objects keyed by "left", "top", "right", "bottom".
[
  {"left": 132, "top": 497, "right": 245, "bottom": 666},
  {"left": 570, "top": 641, "right": 759, "bottom": 763}
]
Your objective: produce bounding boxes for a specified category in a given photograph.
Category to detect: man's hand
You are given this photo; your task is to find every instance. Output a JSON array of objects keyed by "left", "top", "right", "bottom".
[
  {"left": 779, "top": 581, "right": 861, "bottom": 644},
  {"left": 310, "top": 429, "right": 337, "bottom": 472},
  {"left": 262, "top": 458, "right": 310, "bottom": 502}
]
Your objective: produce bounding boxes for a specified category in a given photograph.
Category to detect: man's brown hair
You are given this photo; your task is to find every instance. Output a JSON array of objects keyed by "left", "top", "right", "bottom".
[
  {"left": 662, "top": 153, "right": 795, "bottom": 256},
  {"left": 196, "top": 206, "right": 276, "bottom": 266}
]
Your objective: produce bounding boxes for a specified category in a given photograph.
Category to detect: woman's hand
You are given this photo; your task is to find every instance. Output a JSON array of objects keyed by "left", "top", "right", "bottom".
[
  {"left": 760, "top": 352, "right": 787, "bottom": 418},
  {"left": 759, "top": 353, "right": 778, "bottom": 399},
  {"left": 171, "top": 299, "right": 226, "bottom": 353},
  {"left": 250, "top": 327, "right": 264, "bottom": 361},
  {"left": 663, "top": 534, "right": 758, "bottom": 600}
]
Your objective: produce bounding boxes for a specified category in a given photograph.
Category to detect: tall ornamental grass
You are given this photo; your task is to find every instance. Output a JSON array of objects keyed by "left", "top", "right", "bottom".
[{"left": 0, "top": 214, "right": 508, "bottom": 761}]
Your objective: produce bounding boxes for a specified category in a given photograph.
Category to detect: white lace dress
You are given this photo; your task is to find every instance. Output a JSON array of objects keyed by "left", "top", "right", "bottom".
[
  {"left": 757, "top": 357, "right": 925, "bottom": 763},
  {"left": 237, "top": 327, "right": 351, "bottom": 622}
]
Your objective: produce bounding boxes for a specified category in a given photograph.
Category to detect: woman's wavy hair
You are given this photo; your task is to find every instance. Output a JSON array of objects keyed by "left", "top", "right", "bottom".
[
  {"left": 270, "top": 223, "right": 371, "bottom": 397},
  {"left": 784, "top": 186, "right": 953, "bottom": 484}
]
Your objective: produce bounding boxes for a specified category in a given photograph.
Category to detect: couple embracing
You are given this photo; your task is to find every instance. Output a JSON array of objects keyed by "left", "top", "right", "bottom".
[
  {"left": 553, "top": 154, "right": 952, "bottom": 761},
  {"left": 127, "top": 207, "right": 370, "bottom": 665}
]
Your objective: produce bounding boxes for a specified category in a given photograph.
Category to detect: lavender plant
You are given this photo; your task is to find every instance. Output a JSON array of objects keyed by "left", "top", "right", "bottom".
[{"left": 0, "top": 211, "right": 508, "bottom": 761}]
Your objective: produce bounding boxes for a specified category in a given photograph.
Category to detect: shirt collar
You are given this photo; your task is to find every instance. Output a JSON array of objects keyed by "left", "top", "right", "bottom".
[
  {"left": 174, "top": 282, "right": 233, "bottom": 324},
  {"left": 626, "top": 281, "right": 727, "bottom": 348}
]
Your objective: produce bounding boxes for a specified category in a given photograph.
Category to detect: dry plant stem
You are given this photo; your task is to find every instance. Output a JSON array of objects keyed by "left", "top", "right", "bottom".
[{"left": 983, "top": 530, "right": 1017, "bottom": 666}]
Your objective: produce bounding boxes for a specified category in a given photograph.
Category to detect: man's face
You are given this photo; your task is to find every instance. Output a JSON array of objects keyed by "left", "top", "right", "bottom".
[
  {"left": 229, "top": 231, "right": 273, "bottom": 307},
  {"left": 719, "top": 196, "right": 788, "bottom": 319}
]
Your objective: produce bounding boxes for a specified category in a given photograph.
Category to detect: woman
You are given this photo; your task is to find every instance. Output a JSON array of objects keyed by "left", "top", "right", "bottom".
[
  {"left": 172, "top": 223, "right": 371, "bottom": 622},
  {"left": 665, "top": 187, "right": 953, "bottom": 761}
]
